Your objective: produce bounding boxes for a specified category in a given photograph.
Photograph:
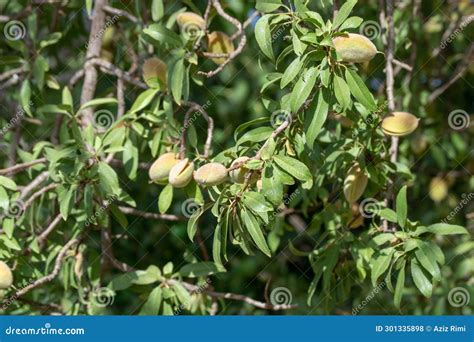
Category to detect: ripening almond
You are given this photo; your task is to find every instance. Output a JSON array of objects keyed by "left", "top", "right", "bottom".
[
  {"left": 229, "top": 157, "right": 258, "bottom": 184},
  {"left": 343, "top": 164, "right": 368, "bottom": 204},
  {"left": 333, "top": 33, "right": 377, "bottom": 63},
  {"left": 429, "top": 177, "right": 448, "bottom": 202},
  {"left": 176, "top": 12, "right": 206, "bottom": 31},
  {"left": 207, "top": 31, "right": 234, "bottom": 65},
  {"left": 102, "top": 26, "right": 115, "bottom": 49},
  {"left": 411, "top": 134, "right": 428, "bottom": 155},
  {"left": 169, "top": 159, "right": 195, "bottom": 188},
  {"left": 149, "top": 153, "right": 180, "bottom": 184},
  {"left": 348, "top": 203, "right": 364, "bottom": 229},
  {"left": 381, "top": 112, "right": 419, "bottom": 137},
  {"left": 0, "top": 261, "right": 13, "bottom": 289},
  {"left": 194, "top": 163, "right": 228, "bottom": 186},
  {"left": 142, "top": 57, "right": 167, "bottom": 90}
]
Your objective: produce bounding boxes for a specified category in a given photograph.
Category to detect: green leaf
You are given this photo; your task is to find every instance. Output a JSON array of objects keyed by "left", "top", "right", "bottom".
[
  {"left": 98, "top": 162, "right": 120, "bottom": 196},
  {"left": 396, "top": 185, "right": 407, "bottom": 229},
  {"left": 411, "top": 258, "right": 432, "bottom": 297},
  {"left": 130, "top": 89, "right": 160, "bottom": 114},
  {"left": 256, "top": 0, "right": 282, "bottom": 12},
  {"left": 280, "top": 56, "right": 304, "bottom": 88},
  {"left": 179, "top": 262, "right": 224, "bottom": 278},
  {"left": 290, "top": 67, "right": 318, "bottom": 112},
  {"left": 333, "top": 0, "right": 357, "bottom": 29},
  {"left": 0, "top": 176, "right": 17, "bottom": 191},
  {"left": 187, "top": 204, "right": 211, "bottom": 241},
  {"left": 158, "top": 184, "right": 173, "bottom": 214},
  {"left": 143, "top": 24, "right": 182, "bottom": 47},
  {"left": 305, "top": 88, "right": 329, "bottom": 147},
  {"left": 378, "top": 208, "right": 398, "bottom": 223},
  {"left": 58, "top": 186, "right": 73, "bottom": 220},
  {"left": 345, "top": 68, "right": 376, "bottom": 111},
  {"left": 339, "top": 16, "right": 364, "bottom": 31},
  {"left": 273, "top": 155, "right": 313, "bottom": 189},
  {"left": 171, "top": 282, "right": 191, "bottom": 305},
  {"left": 79, "top": 98, "right": 117, "bottom": 111},
  {"left": 426, "top": 223, "right": 468, "bottom": 235},
  {"left": 123, "top": 139, "right": 138, "bottom": 180},
  {"left": 371, "top": 249, "right": 394, "bottom": 286},
  {"left": 240, "top": 209, "right": 271, "bottom": 257},
  {"left": 170, "top": 58, "right": 185, "bottom": 105},
  {"left": 394, "top": 260, "right": 406, "bottom": 308},
  {"left": 255, "top": 15, "right": 274, "bottom": 60},
  {"left": 86, "top": 0, "right": 92, "bottom": 16},
  {"left": 139, "top": 286, "right": 162, "bottom": 315},
  {"left": 20, "top": 80, "right": 32, "bottom": 116},
  {"left": 151, "top": 0, "right": 164, "bottom": 21},
  {"left": 333, "top": 74, "right": 351, "bottom": 110}
]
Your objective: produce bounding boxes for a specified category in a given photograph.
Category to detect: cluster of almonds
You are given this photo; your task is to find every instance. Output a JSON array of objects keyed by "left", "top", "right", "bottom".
[
  {"left": 141, "top": 11, "right": 235, "bottom": 90},
  {"left": 149, "top": 153, "right": 254, "bottom": 188},
  {"left": 0, "top": 261, "right": 13, "bottom": 289},
  {"left": 333, "top": 34, "right": 420, "bottom": 137}
]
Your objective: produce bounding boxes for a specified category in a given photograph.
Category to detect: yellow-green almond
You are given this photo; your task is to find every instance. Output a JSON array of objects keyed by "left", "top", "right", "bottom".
[
  {"left": 169, "top": 158, "right": 195, "bottom": 188},
  {"left": 207, "top": 31, "right": 234, "bottom": 65},
  {"left": 194, "top": 163, "right": 228, "bottom": 186},
  {"left": 149, "top": 152, "right": 180, "bottom": 183},
  {"left": 381, "top": 112, "right": 419, "bottom": 137},
  {"left": 0, "top": 261, "right": 13, "bottom": 289},
  {"left": 343, "top": 164, "right": 368, "bottom": 204},
  {"left": 229, "top": 157, "right": 258, "bottom": 184},
  {"left": 333, "top": 33, "right": 377, "bottom": 63},
  {"left": 142, "top": 57, "right": 167, "bottom": 89},
  {"left": 176, "top": 12, "right": 206, "bottom": 30},
  {"left": 429, "top": 177, "right": 448, "bottom": 202}
]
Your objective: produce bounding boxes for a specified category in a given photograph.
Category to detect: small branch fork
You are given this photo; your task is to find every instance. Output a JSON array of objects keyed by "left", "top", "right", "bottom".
[
  {"left": 180, "top": 101, "right": 214, "bottom": 159},
  {"left": 198, "top": 0, "right": 248, "bottom": 77}
]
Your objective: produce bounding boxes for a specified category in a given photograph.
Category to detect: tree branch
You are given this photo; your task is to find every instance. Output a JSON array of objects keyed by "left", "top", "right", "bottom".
[
  {"left": 79, "top": 0, "right": 108, "bottom": 126},
  {"left": 6, "top": 237, "right": 80, "bottom": 301}
]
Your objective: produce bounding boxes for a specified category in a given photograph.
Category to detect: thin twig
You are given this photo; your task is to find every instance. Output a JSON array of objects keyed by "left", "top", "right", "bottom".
[
  {"left": 118, "top": 206, "right": 182, "bottom": 222},
  {"left": 0, "top": 158, "right": 47, "bottom": 176},
  {"left": 103, "top": 5, "right": 140, "bottom": 24},
  {"left": 6, "top": 237, "right": 80, "bottom": 300},
  {"left": 428, "top": 44, "right": 474, "bottom": 104},
  {"left": 198, "top": 0, "right": 247, "bottom": 77},
  {"left": 91, "top": 58, "right": 147, "bottom": 89}
]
